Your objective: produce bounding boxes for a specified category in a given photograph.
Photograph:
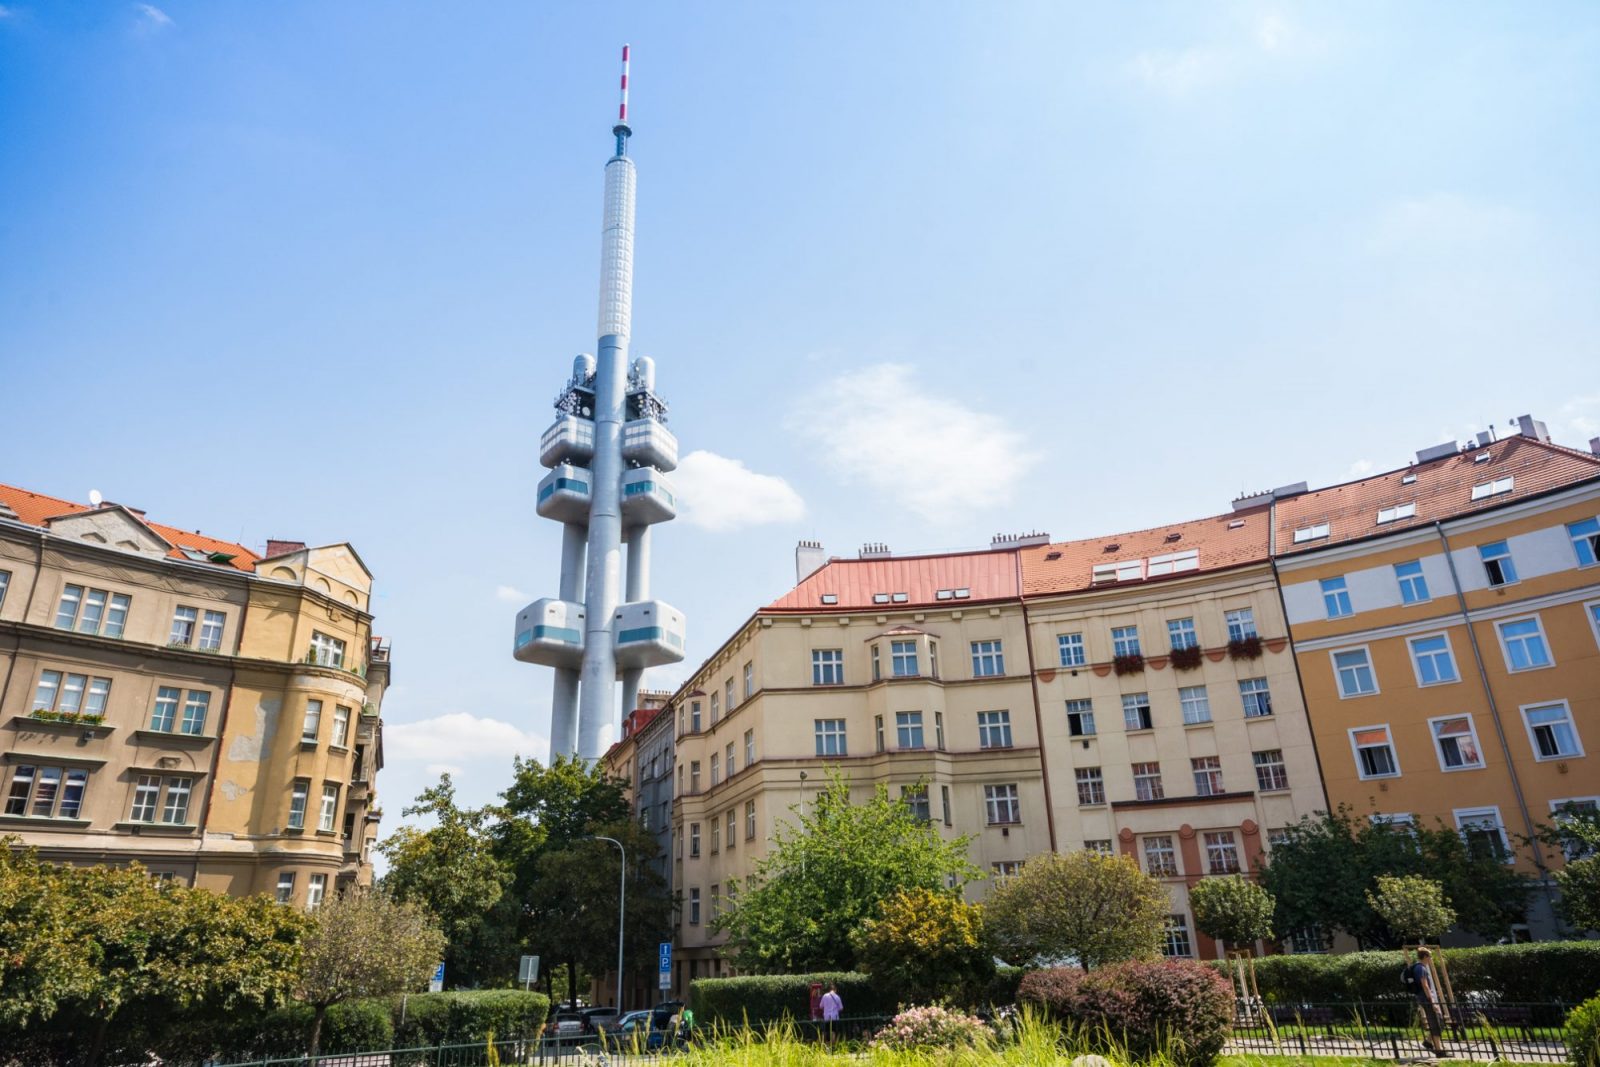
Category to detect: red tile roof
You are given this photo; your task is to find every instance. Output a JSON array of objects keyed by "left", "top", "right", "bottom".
[
  {"left": 0, "top": 482, "right": 260, "bottom": 572},
  {"left": 1019, "top": 506, "right": 1272, "bottom": 597},
  {"left": 765, "top": 549, "right": 1020, "bottom": 612},
  {"left": 1274, "top": 436, "right": 1600, "bottom": 554}
]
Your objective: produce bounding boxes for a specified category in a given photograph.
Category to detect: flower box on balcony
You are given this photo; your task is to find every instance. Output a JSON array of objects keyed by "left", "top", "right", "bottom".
[
  {"left": 1169, "top": 644, "right": 1204, "bottom": 671},
  {"left": 30, "top": 709, "right": 106, "bottom": 726},
  {"left": 1112, "top": 652, "right": 1145, "bottom": 676},
  {"left": 1228, "top": 636, "right": 1264, "bottom": 661}
]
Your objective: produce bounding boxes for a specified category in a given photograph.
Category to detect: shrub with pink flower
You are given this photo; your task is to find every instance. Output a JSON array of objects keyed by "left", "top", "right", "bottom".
[{"left": 869, "top": 1005, "right": 990, "bottom": 1051}]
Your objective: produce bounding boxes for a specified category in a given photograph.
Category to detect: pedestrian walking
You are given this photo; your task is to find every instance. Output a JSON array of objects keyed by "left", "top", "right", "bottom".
[
  {"left": 1405, "top": 948, "right": 1445, "bottom": 1057},
  {"left": 819, "top": 983, "right": 843, "bottom": 1045}
]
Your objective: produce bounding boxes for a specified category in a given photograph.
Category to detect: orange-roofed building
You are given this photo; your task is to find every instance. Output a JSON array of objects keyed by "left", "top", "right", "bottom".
[
  {"left": 1272, "top": 418, "right": 1600, "bottom": 940},
  {"left": 0, "top": 481, "right": 391, "bottom": 904}
]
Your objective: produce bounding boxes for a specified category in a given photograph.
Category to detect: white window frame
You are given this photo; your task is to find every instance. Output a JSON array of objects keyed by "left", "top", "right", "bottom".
[
  {"left": 1496, "top": 615, "right": 1554, "bottom": 672},
  {"left": 1407, "top": 632, "right": 1460, "bottom": 688},
  {"left": 1143, "top": 834, "right": 1178, "bottom": 876},
  {"left": 1428, "top": 713, "right": 1486, "bottom": 772},
  {"left": 1178, "top": 685, "right": 1211, "bottom": 725},
  {"left": 890, "top": 640, "right": 919, "bottom": 677},
  {"left": 895, "top": 711, "right": 925, "bottom": 749},
  {"left": 1240, "top": 677, "right": 1273, "bottom": 718},
  {"left": 1470, "top": 476, "right": 1514, "bottom": 501},
  {"left": 1395, "top": 560, "right": 1431, "bottom": 604},
  {"left": 319, "top": 783, "right": 340, "bottom": 832},
  {"left": 1111, "top": 625, "right": 1141, "bottom": 658},
  {"left": 744, "top": 728, "right": 755, "bottom": 766},
  {"left": 1167, "top": 618, "right": 1198, "bottom": 650},
  {"left": 1349, "top": 723, "right": 1401, "bottom": 780},
  {"left": 1454, "top": 806, "right": 1512, "bottom": 864},
  {"left": 1132, "top": 761, "right": 1164, "bottom": 801},
  {"left": 1225, "top": 608, "right": 1256, "bottom": 642},
  {"left": 1204, "top": 830, "right": 1242, "bottom": 874},
  {"left": 745, "top": 798, "right": 757, "bottom": 840},
  {"left": 743, "top": 661, "right": 754, "bottom": 701},
  {"left": 1057, "top": 632, "right": 1086, "bottom": 667},
  {"left": 1192, "top": 756, "right": 1224, "bottom": 796},
  {"left": 1330, "top": 645, "right": 1379, "bottom": 698},
  {"left": 180, "top": 690, "right": 209, "bottom": 735},
  {"left": 309, "top": 631, "right": 346, "bottom": 668},
  {"left": 977, "top": 710, "right": 1013, "bottom": 749},
  {"left": 151, "top": 687, "right": 180, "bottom": 732},
  {"left": 1293, "top": 523, "right": 1330, "bottom": 544},
  {"left": 1075, "top": 766, "right": 1105, "bottom": 805},
  {"left": 306, "top": 873, "right": 326, "bottom": 911},
  {"left": 1321, "top": 576, "right": 1353, "bottom": 619},
  {"left": 970, "top": 639, "right": 1004, "bottom": 677},
  {"left": 984, "top": 784, "right": 1021, "bottom": 825},
  {"left": 1479, "top": 540, "right": 1519, "bottom": 587},
  {"left": 301, "top": 699, "right": 323, "bottom": 743},
  {"left": 1377, "top": 502, "right": 1417, "bottom": 524},
  {"left": 161, "top": 777, "right": 192, "bottom": 825},
  {"left": 287, "top": 780, "right": 309, "bottom": 829},
  {"left": 1520, "top": 700, "right": 1584, "bottom": 761},
  {"left": 1066, "top": 698, "right": 1096, "bottom": 737},
  {"left": 198, "top": 610, "right": 226, "bottom": 651},
  {"left": 331, "top": 704, "right": 350, "bottom": 747},
  {"left": 811, "top": 648, "right": 844, "bottom": 686},
  {"left": 1163, "top": 914, "right": 1194, "bottom": 957},
  {"left": 813, "top": 718, "right": 847, "bottom": 757},
  {"left": 1253, "top": 749, "right": 1289, "bottom": 791},
  {"left": 275, "top": 873, "right": 296, "bottom": 904},
  {"left": 1122, "top": 692, "right": 1153, "bottom": 731}
]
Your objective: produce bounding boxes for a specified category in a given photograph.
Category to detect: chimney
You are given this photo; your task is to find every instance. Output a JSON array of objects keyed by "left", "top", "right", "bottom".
[
  {"left": 1514, "top": 414, "right": 1551, "bottom": 443},
  {"left": 1415, "top": 441, "right": 1460, "bottom": 464},
  {"left": 859, "top": 542, "right": 891, "bottom": 560},
  {"left": 265, "top": 539, "right": 307, "bottom": 559},
  {"left": 990, "top": 531, "right": 1050, "bottom": 550},
  {"left": 1590, "top": 437, "right": 1600, "bottom": 457},
  {"left": 795, "top": 540, "right": 826, "bottom": 584}
]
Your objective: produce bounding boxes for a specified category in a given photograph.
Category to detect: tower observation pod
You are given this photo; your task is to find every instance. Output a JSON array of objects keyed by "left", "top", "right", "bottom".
[{"left": 514, "top": 46, "right": 686, "bottom": 762}]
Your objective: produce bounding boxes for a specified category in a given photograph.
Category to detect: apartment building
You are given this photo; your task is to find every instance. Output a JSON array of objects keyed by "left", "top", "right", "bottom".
[
  {"left": 1274, "top": 424, "right": 1600, "bottom": 937},
  {"left": 0, "top": 483, "right": 389, "bottom": 904},
  {"left": 1019, "top": 509, "right": 1330, "bottom": 960}
]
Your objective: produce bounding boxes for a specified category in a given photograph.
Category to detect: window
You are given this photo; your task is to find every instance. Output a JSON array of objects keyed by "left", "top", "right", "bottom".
[
  {"left": 1253, "top": 749, "right": 1289, "bottom": 791},
  {"left": 1286, "top": 925, "right": 1331, "bottom": 955},
  {"left": 984, "top": 784, "right": 1020, "bottom": 825},
  {"left": 1167, "top": 618, "right": 1198, "bottom": 650},
  {"left": 306, "top": 874, "right": 326, "bottom": 911},
  {"left": 1350, "top": 725, "right": 1399, "bottom": 779},
  {"left": 1093, "top": 559, "right": 1145, "bottom": 583},
  {"left": 1333, "top": 648, "right": 1378, "bottom": 697},
  {"left": 1067, "top": 699, "right": 1096, "bottom": 736},
  {"left": 1179, "top": 686, "right": 1211, "bottom": 725},
  {"left": 812, "top": 649, "right": 844, "bottom": 685},
  {"left": 1075, "top": 767, "right": 1105, "bottom": 805},
  {"left": 181, "top": 691, "right": 210, "bottom": 735},
  {"left": 287, "top": 780, "right": 309, "bottom": 829},
  {"left": 1480, "top": 541, "right": 1518, "bottom": 586},
  {"left": 162, "top": 777, "right": 192, "bottom": 824},
  {"left": 690, "top": 760, "right": 701, "bottom": 792},
  {"left": 745, "top": 729, "right": 755, "bottom": 766},
  {"left": 814, "top": 719, "right": 847, "bottom": 757},
  {"left": 1084, "top": 839, "right": 1113, "bottom": 856},
  {"left": 1133, "top": 762, "right": 1164, "bottom": 801},
  {"left": 896, "top": 711, "right": 925, "bottom": 749},
  {"left": 1470, "top": 476, "right": 1514, "bottom": 500},
  {"left": 1571, "top": 518, "right": 1600, "bottom": 566},
  {"left": 309, "top": 631, "right": 346, "bottom": 667},
  {"left": 871, "top": 645, "right": 881, "bottom": 680},
  {"left": 1377, "top": 502, "right": 1417, "bottom": 525},
  {"left": 301, "top": 700, "right": 323, "bottom": 743},
  {"left": 1408, "top": 634, "right": 1459, "bottom": 686},
  {"left": 54, "top": 585, "right": 130, "bottom": 637},
  {"left": 725, "top": 679, "right": 735, "bottom": 712},
  {"left": 1430, "top": 715, "right": 1484, "bottom": 770},
  {"left": 1498, "top": 617, "right": 1552, "bottom": 671},
  {"left": 0, "top": 570, "right": 8, "bottom": 611},
  {"left": 128, "top": 774, "right": 161, "bottom": 821},
  {"left": 32, "top": 671, "right": 112, "bottom": 717},
  {"left": 1226, "top": 608, "right": 1257, "bottom": 642},
  {"left": 1058, "top": 633, "right": 1086, "bottom": 667},
  {"left": 1143, "top": 835, "right": 1178, "bottom": 876},
  {"left": 1455, "top": 807, "right": 1511, "bottom": 863},
  {"left": 710, "top": 818, "right": 720, "bottom": 853},
  {"left": 4, "top": 765, "right": 86, "bottom": 819},
  {"left": 891, "top": 640, "right": 919, "bottom": 677},
  {"left": 1371, "top": 812, "right": 1416, "bottom": 831},
  {"left": 710, "top": 754, "right": 720, "bottom": 786},
  {"left": 1162, "top": 915, "right": 1193, "bottom": 957},
  {"left": 1147, "top": 550, "right": 1198, "bottom": 576},
  {"left": 689, "top": 823, "right": 701, "bottom": 857},
  {"left": 745, "top": 799, "right": 756, "bottom": 840},
  {"left": 1293, "top": 523, "right": 1330, "bottom": 544},
  {"left": 690, "top": 701, "right": 702, "bottom": 731},
  {"left": 1205, "top": 831, "right": 1241, "bottom": 874},
  {"left": 1122, "top": 693, "right": 1153, "bottom": 731},
  {"left": 935, "top": 710, "right": 945, "bottom": 749},
  {"left": 727, "top": 741, "right": 737, "bottom": 777},
  {"left": 710, "top": 885, "right": 721, "bottom": 922},
  {"left": 151, "top": 687, "right": 180, "bottom": 731},
  {"left": 1230, "top": 678, "right": 1271, "bottom": 720},
  {"left": 55, "top": 585, "right": 82, "bottom": 629},
  {"left": 1522, "top": 702, "right": 1582, "bottom": 760},
  {"left": 1321, "top": 576, "right": 1353, "bottom": 619},
  {"left": 688, "top": 888, "right": 701, "bottom": 925},
  {"left": 677, "top": 708, "right": 685, "bottom": 737},
  {"left": 1111, "top": 626, "right": 1141, "bottom": 657},
  {"left": 275, "top": 873, "right": 296, "bottom": 904},
  {"left": 875, "top": 715, "right": 885, "bottom": 752},
  {"left": 318, "top": 784, "right": 339, "bottom": 831},
  {"left": 1192, "top": 756, "right": 1225, "bottom": 796},
  {"left": 971, "top": 640, "right": 1004, "bottom": 677},
  {"left": 978, "top": 710, "right": 1013, "bottom": 749},
  {"left": 1551, "top": 799, "right": 1600, "bottom": 860},
  {"left": 709, "top": 692, "right": 720, "bottom": 724},
  {"left": 941, "top": 785, "right": 952, "bottom": 826},
  {"left": 991, "top": 860, "right": 1024, "bottom": 882},
  {"left": 901, "top": 785, "right": 930, "bottom": 822},
  {"left": 743, "top": 661, "right": 754, "bottom": 700},
  {"left": 194, "top": 610, "right": 225, "bottom": 651},
  {"left": 1395, "top": 560, "right": 1431, "bottom": 604}
]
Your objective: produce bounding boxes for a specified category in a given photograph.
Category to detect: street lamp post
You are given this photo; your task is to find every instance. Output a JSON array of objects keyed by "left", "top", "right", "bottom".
[{"left": 593, "top": 836, "right": 626, "bottom": 1013}]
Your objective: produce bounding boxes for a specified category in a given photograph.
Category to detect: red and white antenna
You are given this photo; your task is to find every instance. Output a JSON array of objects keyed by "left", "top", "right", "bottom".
[{"left": 618, "top": 44, "right": 631, "bottom": 127}]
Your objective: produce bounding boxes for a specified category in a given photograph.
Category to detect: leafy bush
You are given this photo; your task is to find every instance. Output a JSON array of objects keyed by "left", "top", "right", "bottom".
[
  {"left": 1069, "top": 959, "right": 1234, "bottom": 1067},
  {"left": 985, "top": 965, "right": 1027, "bottom": 1007},
  {"left": 853, "top": 887, "right": 994, "bottom": 1005},
  {"left": 323, "top": 999, "right": 395, "bottom": 1052},
  {"left": 689, "top": 972, "right": 897, "bottom": 1024},
  {"left": 1569, "top": 995, "right": 1600, "bottom": 1067},
  {"left": 870, "top": 1005, "right": 990, "bottom": 1050},
  {"left": 1017, "top": 966, "right": 1083, "bottom": 1017},
  {"left": 1231, "top": 942, "right": 1600, "bottom": 1004}
]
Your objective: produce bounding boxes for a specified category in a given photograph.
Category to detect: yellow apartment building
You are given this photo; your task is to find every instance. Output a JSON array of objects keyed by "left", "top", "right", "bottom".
[
  {"left": 1273, "top": 424, "right": 1600, "bottom": 939},
  {"left": 0, "top": 483, "right": 389, "bottom": 904},
  {"left": 1019, "top": 508, "right": 1331, "bottom": 960}
]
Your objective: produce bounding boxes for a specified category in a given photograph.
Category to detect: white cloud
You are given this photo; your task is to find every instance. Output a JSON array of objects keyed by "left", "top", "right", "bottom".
[
  {"left": 790, "top": 363, "right": 1039, "bottom": 524},
  {"left": 673, "top": 450, "right": 806, "bottom": 532},
  {"left": 1345, "top": 459, "right": 1375, "bottom": 479},
  {"left": 1368, "top": 193, "right": 1532, "bottom": 254},
  {"left": 135, "top": 3, "right": 172, "bottom": 27},
  {"left": 424, "top": 763, "right": 465, "bottom": 779},
  {"left": 386, "top": 712, "right": 543, "bottom": 764},
  {"left": 1127, "top": 12, "right": 1321, "bottom": 97},
  {"left": 495, "top": 584, "right": 528, "bottom": 604},
  {"left": 1559, "top": 394, "right": 1600, "bottom": 440},
  {"left": 1127, "top": 47, "right": 1232, "bottom": 96}
]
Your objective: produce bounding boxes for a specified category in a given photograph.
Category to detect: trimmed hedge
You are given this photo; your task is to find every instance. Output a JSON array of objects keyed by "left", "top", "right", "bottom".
[
  {"left": 391, "top": 989, "right": 551, "bottom": 1046},
  {"left": 1212, "top": 941, "right": 1600, "bottom": 1005},
  {"left": 1020, "top": 960, "right": 1234, "bottom": 1067},
  {"left": 215, "top": 990, "right": 549, "bottom": 1060},
  {"left": 689, "top": 972, "right": 899, "bottom": 1024}
]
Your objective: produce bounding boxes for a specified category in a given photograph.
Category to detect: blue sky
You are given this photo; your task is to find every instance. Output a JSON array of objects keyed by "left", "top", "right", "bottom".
[{"left": 3, "top": 2, "right": 1597, "bottom": 847}]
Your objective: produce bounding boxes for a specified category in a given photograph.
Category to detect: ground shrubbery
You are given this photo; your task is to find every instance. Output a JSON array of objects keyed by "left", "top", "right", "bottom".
[
  {"left": 689, "top": 972, "right": 898, "bottom": 1024},
  {"left": 869, "top": 1005, "right": 990, "bottom": 1051},
  {"left": 1019, "top": 960, "right": 1234, "bottom": 1067},
  {"left": 1569, "top": 995, "right": 1600, "bottom": 1067}
]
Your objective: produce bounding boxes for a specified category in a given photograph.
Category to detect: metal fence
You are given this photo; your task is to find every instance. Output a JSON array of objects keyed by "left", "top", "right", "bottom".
[{"left": 1227, "top": 1000, "right": 1574, "bottom": 1063}]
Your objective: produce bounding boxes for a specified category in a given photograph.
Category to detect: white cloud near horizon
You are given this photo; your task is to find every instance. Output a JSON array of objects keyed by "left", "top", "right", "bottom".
[
  {"left": 1127, "top": 11, "right": 1318, "bottom": 97},
  {"left": 790, "top": 363, "right": 1039, "bottom": 524},
  {"left": 385, "top": 711, "right": 544, "bottom": 765},
  {"left": 673, "top": 450, "right": 806, "bottom": 532},
  {"left": 135, "top": 3, "right": 172, "bottom": 28},
  {"left": 494, "top": 584, "right": 528, "bottom": 604}
]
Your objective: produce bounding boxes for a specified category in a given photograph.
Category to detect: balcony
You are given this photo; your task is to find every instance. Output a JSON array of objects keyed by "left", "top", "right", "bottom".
[
  {"left": 614, "top": 600, "right": 686, "bottom": 669},
  {"left": 540, "top": 415, "right": 596, "bottom": 469},
  {"left": 620, "top": 468, "right": 676, "bottom": 525},
  {"left": 621, "top": 418, "right": 678, "bottom": 472},
  {"left": 514, "top": 599, "right": 586, "bottom": 668},
  {"left": 536, "top": 464, "right": 593, "bottom": 524}
]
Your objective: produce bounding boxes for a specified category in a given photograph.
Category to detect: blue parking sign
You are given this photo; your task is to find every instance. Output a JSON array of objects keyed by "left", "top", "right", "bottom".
[{"left": 657, "top": 942, "right": 672, "bottom": 989}]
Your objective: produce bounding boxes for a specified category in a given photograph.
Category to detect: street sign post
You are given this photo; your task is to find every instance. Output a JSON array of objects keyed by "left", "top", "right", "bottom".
[
  {"left": 429, "top": 962, "right": 445, "bottom": 993},
  {"left": 519, "top": 954, "right": 540, "bottom": 990},
  {"left": 657, "top": 942, "right": 672, "bottom": 991}
]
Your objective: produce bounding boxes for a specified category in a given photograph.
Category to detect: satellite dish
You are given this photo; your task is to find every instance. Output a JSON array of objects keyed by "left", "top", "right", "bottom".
[{"left": 89, "top": 489, "right": 103, "bottom": 507}]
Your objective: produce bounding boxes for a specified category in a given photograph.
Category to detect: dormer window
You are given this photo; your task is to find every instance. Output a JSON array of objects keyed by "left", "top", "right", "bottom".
[
  {"left": 1292, "top": 523, "right": 1331, "bottom": 544},
  {"left": 891, "top": 592, "right": 909, "bottom": 603},
  {"left": 1402, "top": 473, "right": 1418, "bottom": 485},
  {"left": 1470, "top": 477, "right": 1514, "bottom": 501},
  {"left": 872, "top": 593, "right": 890, "bottom": 605},
  {"left": 1474, "top": 451, "right": 1492, "bottom": 463},
  {"left": 935, "top": 590, "right": 954, "bottom": 600},
  {"left": 1093, "top": 559, "right": 1144, "bottom": 584},
  {"left": 1376, "top": 503, "right": 1417, "bottom": 525},
  {"left": 952, "top": 588, "right": 971, "bottom": 599},
  {"left": 1146, "top": 550, "right": 1198, "bottom": 577},
  {"left": 820, "top": 593, "right": 838, "bottom": 605}
]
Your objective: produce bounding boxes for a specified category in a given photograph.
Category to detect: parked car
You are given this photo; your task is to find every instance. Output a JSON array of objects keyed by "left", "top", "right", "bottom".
[
  {"left": 550, "top": 1011, "right": 586, "bottom": 1038},
  {"left": 581, "top": 1006, "right": 620, "bottom": 1034},
  {"left": 616, "top": 1008, "right": 673, "bottom": 1049}
]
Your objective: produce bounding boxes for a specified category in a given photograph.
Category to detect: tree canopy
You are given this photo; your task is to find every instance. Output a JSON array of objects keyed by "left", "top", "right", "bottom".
[
  {"left": 714, "top": 771, "right": 981, "bottom": 973},
  {"left": 985, "top": 849, "right": 1168, "bottom": 970},
  {"left": 1538, "top": 804, "right": 1600, "bottom": 935},
  {"left": 1366, "top": 874, "right": 1456, "bottom": 944},
  {"left": 852, "top": 886, "right": 994, "bottom": 1004},
  {"left": 1189, "top": 875, "right": 1275, "bottom": 948}
]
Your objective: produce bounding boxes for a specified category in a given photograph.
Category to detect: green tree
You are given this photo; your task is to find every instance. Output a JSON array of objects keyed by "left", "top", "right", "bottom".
[
  {"left": 379, "top": 774, "right": 510, "bottom": 986},
  {"left": 1189, "top": 875, "right": 1276, "bottom": 948},
  {"left": 296, "top": 891, "right": 444, "bottom": 1056},
  {"left": 1537, "top": 804, "right": 1600, "bottom": 934},
  {"left": 715, "top": 771, "right": 980, "bottom": 973},
  {"left": 985, "top": 850, "right": 1168, "bottom": 970},
  {"left": 852, "top": 887, "right": 994, "bottom": 1005},
  {"left": 1259, "top": 805, "right": 1529, "bottom": 947},
  {"left": 1366, "top": 874, "right": 1456, "bottom": 944},
  {"left": 0, "top": 843, "right": 96, "bottom": 1029}
]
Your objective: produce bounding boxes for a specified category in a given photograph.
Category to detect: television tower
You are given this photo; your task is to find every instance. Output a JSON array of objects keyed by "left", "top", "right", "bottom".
[{"left": 514, "top": 45, "right": 686, "bottom": 762}]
